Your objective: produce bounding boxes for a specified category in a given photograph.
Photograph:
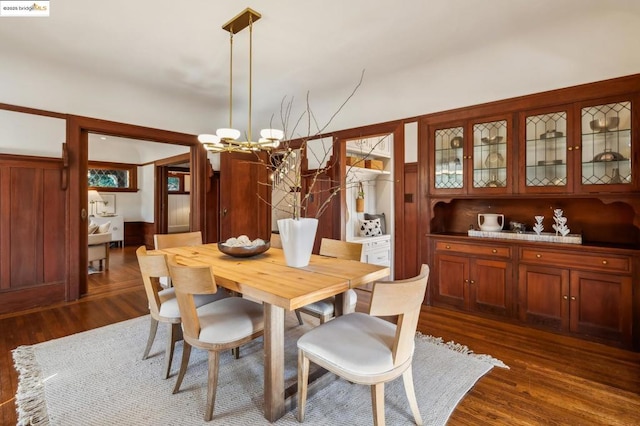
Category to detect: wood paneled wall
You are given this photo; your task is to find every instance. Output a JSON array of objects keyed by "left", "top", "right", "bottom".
[{"left": 0, "top": 155, "right": 67, "bottom": 314}]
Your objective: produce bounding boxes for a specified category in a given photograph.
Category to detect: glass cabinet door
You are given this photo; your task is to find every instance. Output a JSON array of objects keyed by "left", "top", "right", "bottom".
[
  {"left": 434, "top": 126, "right": 464, "bottom": 190},
  {"left": 524, "top": 111, "right": 568, "bottom": 188},
  {"left": 581, "top": 101, "right": 632, "bottom": 186},
  {"left": 472, "top": 119, "right": 508, "bottom": 189}
]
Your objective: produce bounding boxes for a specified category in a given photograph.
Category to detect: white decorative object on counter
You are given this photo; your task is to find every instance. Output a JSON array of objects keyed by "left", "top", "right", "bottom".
[
  {"left": 533, "top": 215, "right": 544, "bottom": 235},
  {"left": 477, "top": 213, "right": 504, "bottom": 232},
  {"left": 551, "top": 208, "right": 571, "bottom": 237}
]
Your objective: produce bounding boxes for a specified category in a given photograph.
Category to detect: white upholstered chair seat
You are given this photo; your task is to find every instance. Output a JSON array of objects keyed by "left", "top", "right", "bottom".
[
  {"left": 157, "top": 288, "right": 224, "bottom": 319},
  {"left": 301, "top": 289, "right": 357, "bottom": 317},
  {"left": 196, "top": 298, "right": 264, "bottom": 345},
  {"left": 297, "top": 312, "right": 413, "bottom": 376}
]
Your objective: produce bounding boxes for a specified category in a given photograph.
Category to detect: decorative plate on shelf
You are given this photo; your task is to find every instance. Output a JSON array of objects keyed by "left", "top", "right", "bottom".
[
  {"left": 218, "top": 242, "right": 270, "bottom": 258},
  {"left": 450, "top": 136, "right": 463, "bottom": 148}
]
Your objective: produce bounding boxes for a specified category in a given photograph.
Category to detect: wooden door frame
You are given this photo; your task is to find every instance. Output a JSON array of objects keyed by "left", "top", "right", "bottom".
[
  {"left": 66, "top": 115, "right": 206, "bottom": 298},
  {"left": 154, "top": 152, "right": 191, "bottom": 235}
]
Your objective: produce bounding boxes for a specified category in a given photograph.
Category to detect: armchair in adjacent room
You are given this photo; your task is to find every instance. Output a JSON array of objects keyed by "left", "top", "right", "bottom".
[{"left": 88, "top": 221, "right": 112, "bottom": 271}]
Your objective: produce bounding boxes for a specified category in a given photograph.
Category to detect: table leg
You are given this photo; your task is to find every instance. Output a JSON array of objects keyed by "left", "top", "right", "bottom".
[{"left": 264, "top": 303, "right": 285, "bottom": 422}]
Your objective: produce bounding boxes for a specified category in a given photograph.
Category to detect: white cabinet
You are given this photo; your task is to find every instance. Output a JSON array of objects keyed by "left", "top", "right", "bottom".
[
  {"left": 349, "top": 235, "right": 392, "bottom": 266},
  {"left": 91, "top": 215, "right": 124, "bottom": 247}
]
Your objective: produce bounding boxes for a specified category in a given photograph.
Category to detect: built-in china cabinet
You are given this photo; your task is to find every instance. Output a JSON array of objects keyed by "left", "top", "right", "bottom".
[{"left": 422, "top": 74, "right": 640, "bottom": 350}]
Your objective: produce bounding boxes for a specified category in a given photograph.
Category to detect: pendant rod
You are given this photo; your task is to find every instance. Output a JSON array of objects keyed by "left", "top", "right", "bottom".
[
  {"left": 228, "top": 30, "right": 234, "bottom": 129},
  {"left": 248, "top": 15, "right": 253, "bottom": 143}
]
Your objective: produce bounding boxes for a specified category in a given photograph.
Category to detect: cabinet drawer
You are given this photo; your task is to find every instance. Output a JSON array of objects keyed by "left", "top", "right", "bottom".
[
  {"left": 435, "top": 241, "right": 511, "bottom": 258},
  {"left": 361, "top": 239, "right": 391, "bottom": 253},
  {"left": 520, "top": 248, "right": 630, "bottom": 273},
  {"left": 365, "top": 249, "right": 390, "bottom": 266}
]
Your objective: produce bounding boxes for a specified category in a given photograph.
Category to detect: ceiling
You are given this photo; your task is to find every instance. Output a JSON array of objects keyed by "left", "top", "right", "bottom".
[{"left": 2, "top": 0, "right": 640, "bottom": 136}]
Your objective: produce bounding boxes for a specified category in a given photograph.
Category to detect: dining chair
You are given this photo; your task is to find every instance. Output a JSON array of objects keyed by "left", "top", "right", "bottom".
[
  {"left": 154, "top": 230, "right": 203, "bottom": 249},
  {"left": 297, "top": 264, "right": 430, "bottom": 426},
  {"left": 136, "top": 246, "right": 227, "bottom": 379},
  {"left": 296, "top": 238, "right": 362, "bottom": 324},
  {"left": 154, "top": 231, "right": 203, "bottom": 288},
  {"left": 168, "top": 258, "right": 265, "bottom": 422}
]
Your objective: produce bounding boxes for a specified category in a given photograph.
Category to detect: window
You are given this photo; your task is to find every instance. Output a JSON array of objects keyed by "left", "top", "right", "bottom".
[
  {"left": 88, "top": 161, "right": 138, "bottom": 192},
  {"left": 167, "top": 170, "right": 190, "bottom": 193}
]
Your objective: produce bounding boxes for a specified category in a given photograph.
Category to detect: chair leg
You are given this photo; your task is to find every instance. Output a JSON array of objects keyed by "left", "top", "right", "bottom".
[
  {"left": 142, "top": 317, "right": 159, "bottom": 360},
  {"left": 370, "top": 382, "right": 385, "bottom": 426},
  {"left": 204, "top": 350, "right": 220, "bottom": 422},
  {"left": 295, "top": 309, "right": 304, "bottom": 326},
  {"left": 402, "top": 367, "right": 423, "bottom": 425},
  {"left": 319, "top": 313, "right": 331, "bottom": 324},
  {"left": 163, "top": 323, "right": 181, "bottom": 379},
  {"left": 297, "top": 349, "right": 310, "bottom": 422},
  {"left": 172, "top": 341, "right": 192, "bottom": 394}
]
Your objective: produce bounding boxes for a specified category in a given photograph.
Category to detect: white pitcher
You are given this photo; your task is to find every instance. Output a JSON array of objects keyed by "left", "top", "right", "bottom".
[{"left": 478, "top": 213, "right": 504, "bottom": 232}]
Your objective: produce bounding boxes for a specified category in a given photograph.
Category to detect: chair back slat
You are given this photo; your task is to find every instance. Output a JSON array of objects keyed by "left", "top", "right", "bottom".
[
  {"left": 368, "top": 264, "right": 430, "bottom": 366},
  {"left": 136, "top": 246, "right": 170, "bottom": 317},
  {"left": 319, "top": 238, "right": 363, "bottom": 261},
  {"left": 167, "top": 258, "right": 219, "bottom": 340},
  {"left": 154, "top": 231, "right": 203, "bottom": 250}
]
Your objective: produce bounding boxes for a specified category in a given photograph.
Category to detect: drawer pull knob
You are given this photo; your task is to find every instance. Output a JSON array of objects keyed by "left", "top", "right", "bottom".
[
  {"left": 563, "top": 295, "right": 568, "bottom": 300},
  {"left": 536, "top": 254, "right": 542, "bottom": 258},
  {"left": 570, "top": 296, "right": 576, "bottom": 301},
  {"left": 464, "top": 279, "right": 469, "bottom": 284},
  {"left": 492, "top": 249, "right": 497, "bottom": 253},
  {"left": 469, "top": 280, "right": 475, "bottom": 284},
  {"left": 602, "top": 260, "right": 608, "bottom": 265},
  {"left": 568, "top": 146, "right": 573, "bottom": 151},
  {"left": 445, "top": 245, "right": 451, "bottom": 249}
]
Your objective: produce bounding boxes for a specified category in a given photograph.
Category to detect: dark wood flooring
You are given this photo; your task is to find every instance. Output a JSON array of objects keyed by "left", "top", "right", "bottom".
[{"left": 1, "top": 246, "right": 639, "bottom": 425}]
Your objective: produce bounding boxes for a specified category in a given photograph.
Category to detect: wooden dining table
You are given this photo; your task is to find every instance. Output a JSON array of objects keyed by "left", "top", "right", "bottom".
[{"left": 154, "top": 243, "right": 390, "bottom": 422}]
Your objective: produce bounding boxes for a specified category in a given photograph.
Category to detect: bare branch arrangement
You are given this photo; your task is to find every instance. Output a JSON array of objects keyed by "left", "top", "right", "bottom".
[{"left": 251, "top": 70, "right": 391, "bottom": 222}]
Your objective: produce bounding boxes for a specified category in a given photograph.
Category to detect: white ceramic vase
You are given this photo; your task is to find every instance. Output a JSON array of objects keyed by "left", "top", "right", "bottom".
[{"left": 277, "top": 217, "right": 319, "bottom": 267}]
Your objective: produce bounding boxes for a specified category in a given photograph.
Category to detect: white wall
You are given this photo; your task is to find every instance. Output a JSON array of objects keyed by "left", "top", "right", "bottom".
[
  {"left": 0, "top": 49, "right": 211, "bottom": 134},
  {"left": 168, "top": 194, "right": 190, "bottom": 233},
  {"left": 0, "top": 109, "right": 66, "bottom": 157}
]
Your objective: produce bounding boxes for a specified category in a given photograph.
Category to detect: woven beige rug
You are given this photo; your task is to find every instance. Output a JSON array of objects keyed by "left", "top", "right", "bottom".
[{"left": 13, "top": 314, "right": 507, "bottom": 425}]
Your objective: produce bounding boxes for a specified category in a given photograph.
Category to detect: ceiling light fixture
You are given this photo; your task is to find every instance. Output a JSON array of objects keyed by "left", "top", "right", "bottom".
[{"left": 198, "top": 7, "right": 283, "bottom": 153}]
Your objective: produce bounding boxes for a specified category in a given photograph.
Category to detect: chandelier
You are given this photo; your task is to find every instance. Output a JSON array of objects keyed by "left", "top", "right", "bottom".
[{"left": 198, "top": 8, "right": 283, "bottom": 153}]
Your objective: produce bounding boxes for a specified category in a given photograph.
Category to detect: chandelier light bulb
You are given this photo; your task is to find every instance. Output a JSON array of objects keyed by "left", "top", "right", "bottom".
[
  {"left": 260, "top": 128, "right": 284, "bottom": 141},
  {"left": 198, "top": 134, "right": 221, "bottom": 144},
  {"left": 216, "top": 128, "right": 241, "bottom": 141}
]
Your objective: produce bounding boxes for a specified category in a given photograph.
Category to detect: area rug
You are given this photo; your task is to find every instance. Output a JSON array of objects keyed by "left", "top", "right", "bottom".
[{"left": 13, "top": 314, "right": 507, "bottom": 425}]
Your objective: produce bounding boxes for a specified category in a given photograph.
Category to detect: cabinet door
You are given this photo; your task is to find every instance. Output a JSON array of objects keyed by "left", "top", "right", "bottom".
[
  {"left": 434, "top": 254, "right": 468, "bottom": 309},
  {"left": 576, "top": 97, "right": 637, "bottom": 192},
  {"left": 469, "top": 116, "right": 513, "bottom": 194},
  {"left": 518, "top": 264, "right": 570, "bottom": 331},
  {"left": 470, "top": 258, "right": 512, "bottom": 317},
  {"left": 430, "top": 124, "right": 465, "bottom": 195},
  {"left": 569, "top": 270, "right": 632, "bottom": 346},
  {"left": 520, "top": 105, "right": 573, "bottom": 194}
]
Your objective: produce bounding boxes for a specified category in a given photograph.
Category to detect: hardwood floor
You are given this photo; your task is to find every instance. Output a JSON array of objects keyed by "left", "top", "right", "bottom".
[{"left": 1, "top": 246, "right": 639, "bottom": 425}]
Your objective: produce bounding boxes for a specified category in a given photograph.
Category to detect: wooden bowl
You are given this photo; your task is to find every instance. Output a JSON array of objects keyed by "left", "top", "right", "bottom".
[{"left": 217, "top": 242, "right": 270, "bottom": 258}]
